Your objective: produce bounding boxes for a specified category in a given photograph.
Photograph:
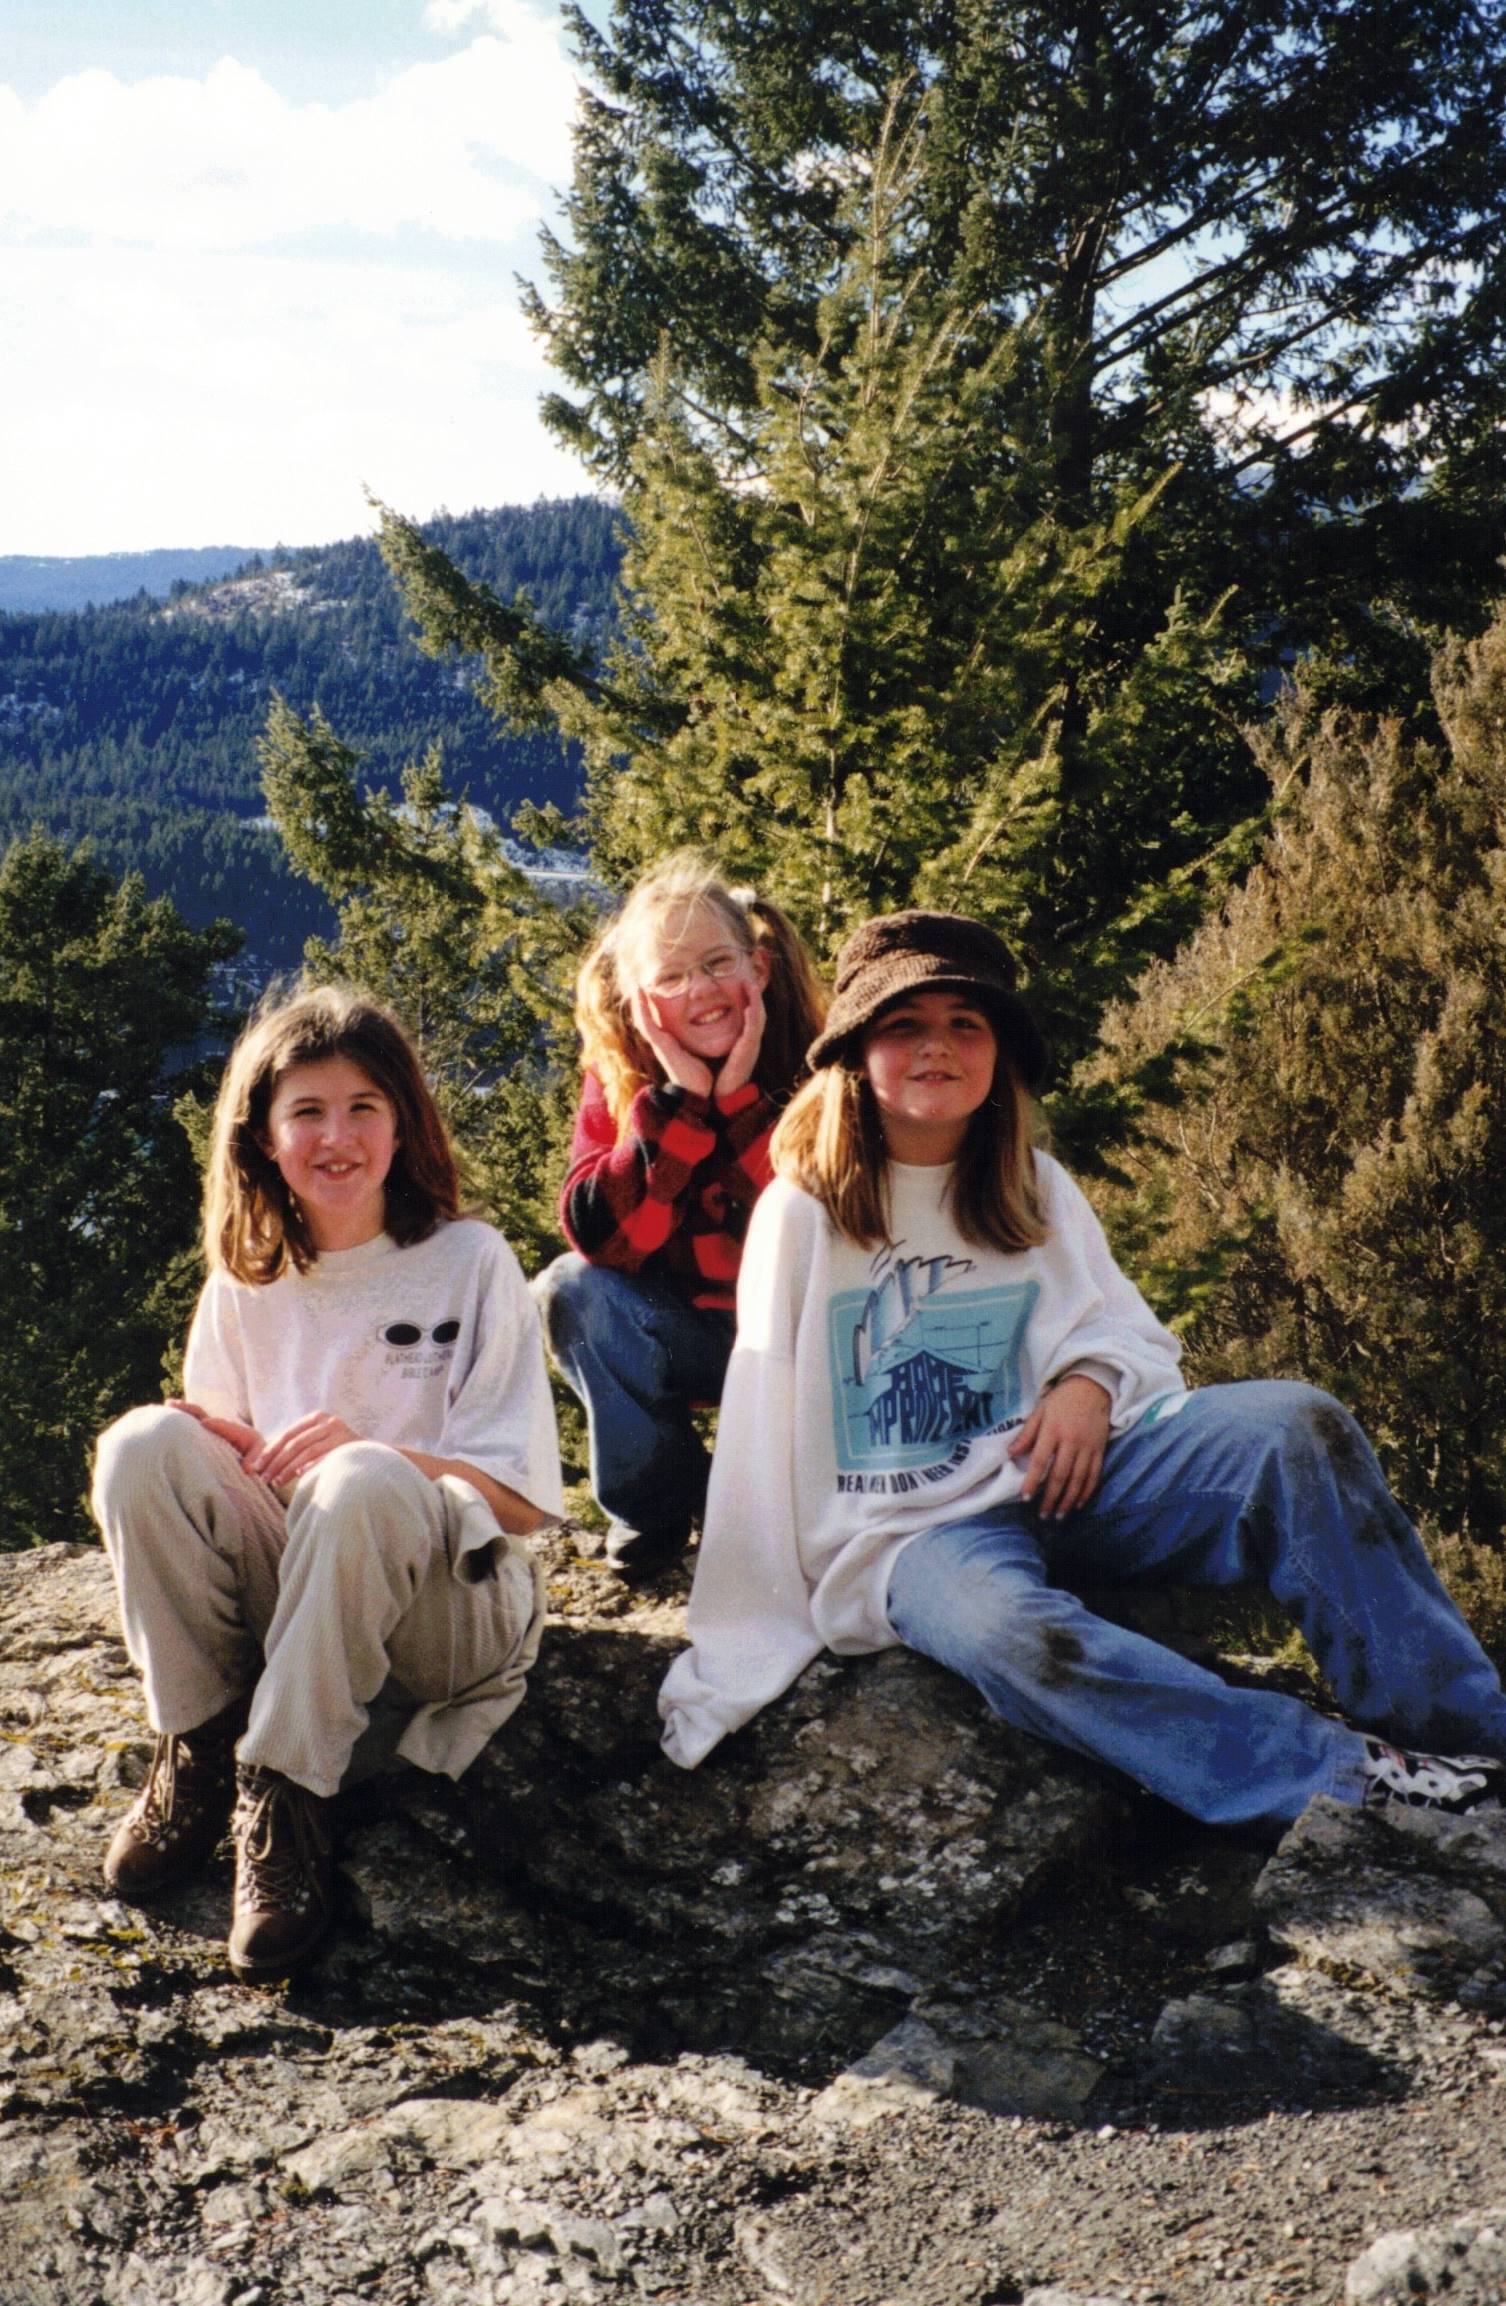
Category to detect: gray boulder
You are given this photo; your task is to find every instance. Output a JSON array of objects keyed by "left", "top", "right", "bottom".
[
  {"left": 1255, "top": 1794, "right": 1506, "bottom": 2000},
  {"left": 1346, "top": 2207, "right": 1506, "bottom": 2304}
]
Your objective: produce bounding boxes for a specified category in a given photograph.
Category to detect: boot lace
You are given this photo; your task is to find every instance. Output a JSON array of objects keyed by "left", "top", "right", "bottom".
[
  {"left": 233, "top": 1775, "right": 329, "bottom": 1916},
  {"left": 129, "top": 1732, "right": 229, "bottom": 1848}
]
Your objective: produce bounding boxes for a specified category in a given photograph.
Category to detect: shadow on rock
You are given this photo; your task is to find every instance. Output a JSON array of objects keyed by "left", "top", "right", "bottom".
[
  {"left": 343, "top": 1619, "right": 1142, "bottom": 2081},
  {"left": 7, "top": 1544, "right": 1500, "bottom": 2146},
  {"left": 1133, "top": 1966, "right": 1403, "bottom": 2118}
]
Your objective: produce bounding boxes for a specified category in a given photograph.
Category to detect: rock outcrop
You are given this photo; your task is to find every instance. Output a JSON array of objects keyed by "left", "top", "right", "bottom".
[{"left": 6, "top": 1537, "right": 1506, "bottom": 2305}]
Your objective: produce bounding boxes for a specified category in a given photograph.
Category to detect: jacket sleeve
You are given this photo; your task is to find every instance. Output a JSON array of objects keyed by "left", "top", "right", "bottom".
[
  {"left": 559, "top": 1068, "right": 716, "bottom": 1270},
  {"left": 658, "top": 1185, "right": 825, "bottom": 1767},
  {"left": 559, "top": 1068, "right": 775, "bottom": 1275},
  {"left": 1035, "top": 1158, "right": 1186, "bottom": 1428}
]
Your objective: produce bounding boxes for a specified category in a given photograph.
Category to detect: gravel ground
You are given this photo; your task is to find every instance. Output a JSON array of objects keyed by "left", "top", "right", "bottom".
[{"left": 6, "top": 1537, "right": 1506, "bottom": 2305}]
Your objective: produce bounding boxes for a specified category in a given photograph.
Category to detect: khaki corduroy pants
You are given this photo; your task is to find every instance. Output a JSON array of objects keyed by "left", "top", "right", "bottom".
[{"left": 92, "top": 1404, "right": 543, "bottom": 1797}]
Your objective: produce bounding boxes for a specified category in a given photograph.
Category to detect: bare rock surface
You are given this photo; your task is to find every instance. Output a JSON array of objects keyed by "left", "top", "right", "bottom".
[
  {"left": 1255, "top": 1794, "right": 1506, "bottom": 1997},
  {"left": 1345, "top": 2206, "right": 1506, "bottom": 2303},
  {"left": 5, "top": 1538, "right": 1506, "bottom": 2304}
]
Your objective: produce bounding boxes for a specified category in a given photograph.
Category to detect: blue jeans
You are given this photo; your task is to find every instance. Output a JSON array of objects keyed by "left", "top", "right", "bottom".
[
  {"left": 534, "top": 1253, "right": 736, "bottom": 1543},
  {"left": 886, "top": 1381, "right": 1506, "bottom": 1831}
]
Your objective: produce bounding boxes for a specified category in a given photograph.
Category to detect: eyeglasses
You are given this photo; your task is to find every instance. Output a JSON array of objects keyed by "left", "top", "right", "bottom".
[{"left": 644, "top": 947, "right": 748, "bottom": 1000}]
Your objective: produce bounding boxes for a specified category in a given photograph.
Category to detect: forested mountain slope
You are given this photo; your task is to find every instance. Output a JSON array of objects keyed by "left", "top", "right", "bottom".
[{"left": 0, "top": 500, "right": 619, "bottom": 965}]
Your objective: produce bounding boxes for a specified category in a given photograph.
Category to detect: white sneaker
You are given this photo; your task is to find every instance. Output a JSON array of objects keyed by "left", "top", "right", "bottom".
[{"left": 1362, "top": 1738, "right": 1506, "bottom": 1815}]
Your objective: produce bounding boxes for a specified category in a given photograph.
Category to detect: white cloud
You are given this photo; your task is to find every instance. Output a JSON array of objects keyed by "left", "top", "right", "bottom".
[
  {"left": 0, "top": 8, "right": 593, "bottom": 551},
  {"left": 0, "top": 10, "right": 577, "bottom": 252},
  {"left": 424, "top": 0, "right": 559, "bottom": 42},
  {"left": 0, "top": 237, "right": 587, "bottom": 552}
]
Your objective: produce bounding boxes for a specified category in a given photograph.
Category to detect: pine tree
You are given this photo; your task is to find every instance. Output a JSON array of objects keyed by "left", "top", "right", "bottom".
[
  {"left": 1087, "top": 605, "right": 1506, "bottom": 1541},
  {"left": 259, "top": 701, "right": 590, "bottom": 1268},
  {"left": 383, "top": 4, "right": 1506, "bottom": 1053},
  {"left": 380, "top": 81, "right": 1259, "bottom": 1058},
  {"left": 0, "top": 832, "right": 237, "bottom": 1547},
  {"left": 530, "top": 0, "right": 1506, "bottom": 678}
]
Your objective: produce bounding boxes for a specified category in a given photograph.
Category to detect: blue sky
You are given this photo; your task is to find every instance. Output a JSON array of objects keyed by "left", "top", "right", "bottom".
[
  {"left": 1, "top": 1, "right": 592, "bottom": 553},
  {"left": 2, "top": 3, "right": 446, "bottom": 103}
]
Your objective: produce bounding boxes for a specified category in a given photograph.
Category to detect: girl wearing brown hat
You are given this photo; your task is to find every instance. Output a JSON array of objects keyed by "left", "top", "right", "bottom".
[{"left": 658, "top": 910, "right": 1506, "bottom": 1830}]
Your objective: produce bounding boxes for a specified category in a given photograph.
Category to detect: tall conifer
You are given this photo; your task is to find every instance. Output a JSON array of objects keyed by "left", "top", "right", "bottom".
[
  {"left": 383, "top": 2, "right": 1506, "bottom": 1052},
  {"left": 0, "top": 834, "right": 235, "bottom": 1545},
  {"left": 1089, "top": 607, "right": 1506, "bottom": 1539}
]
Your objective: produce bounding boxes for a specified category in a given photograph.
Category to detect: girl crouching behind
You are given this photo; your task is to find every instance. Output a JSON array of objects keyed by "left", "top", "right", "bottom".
[
  {"left": 536, "top": 852, "right": 825, "bottom": 1580},
  {"left": 93, "top": 985, "right": 563, "bottom": 1981}
]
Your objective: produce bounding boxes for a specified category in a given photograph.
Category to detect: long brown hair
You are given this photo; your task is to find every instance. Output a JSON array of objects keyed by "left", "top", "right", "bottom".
[
  {"left": 575, "top": 852, "right": 827, "bottom": 1135},
  {"left": 204, "top": 984, "right": 460, "bottom": 1283},
  {"left": 772, "top": 1036, "right": 1047, "bottom": 1252}
]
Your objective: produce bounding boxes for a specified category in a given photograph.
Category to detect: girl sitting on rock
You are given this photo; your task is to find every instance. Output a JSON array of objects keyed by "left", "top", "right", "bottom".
[
  {"left": 93, "top": 985, "right": 563, "bottom": 1981},
  {"left": 536, "top": 852, "right": 825, "bottom": 1581},
  {"left": 659, "top": 910, "right": 1506, "bottom": 1828}
]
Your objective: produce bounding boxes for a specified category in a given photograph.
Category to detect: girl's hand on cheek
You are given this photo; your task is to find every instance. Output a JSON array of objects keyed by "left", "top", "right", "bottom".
[
  {"left": 247, "top": 1410, "right": 360, "bottom": 1492},
  {"left": 1008, "top": 1375, "right": 1112, "bottom": 1519},
  {"left": 629, "top": 987, "right": 715, "bottom": 1099},
  {"left": 716, "top": 978, "right": 766, "bottom": 1095}
]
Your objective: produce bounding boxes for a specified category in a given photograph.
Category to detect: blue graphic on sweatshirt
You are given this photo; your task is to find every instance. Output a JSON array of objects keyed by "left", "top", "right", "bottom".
[{"left": 826, "top": 1249, "right": 1039, "bottom": 1486}]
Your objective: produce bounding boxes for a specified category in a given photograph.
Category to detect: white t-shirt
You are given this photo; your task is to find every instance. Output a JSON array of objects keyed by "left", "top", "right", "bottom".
[
  {"left": 659, "top": 1152, "right": 1186, "bottom": 1767},
  {"left": 184, "top": 1217, "right": 564, "bottom": 1520}
]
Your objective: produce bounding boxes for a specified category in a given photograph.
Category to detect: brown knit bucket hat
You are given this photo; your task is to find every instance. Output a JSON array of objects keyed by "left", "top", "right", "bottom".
[{"left": 807, "top": 911, "right": 1049, "bottom": 1088}]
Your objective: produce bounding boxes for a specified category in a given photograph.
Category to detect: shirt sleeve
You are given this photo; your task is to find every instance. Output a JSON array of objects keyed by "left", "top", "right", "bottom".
[
  {"left": 435, "top": 1231, "right": 566, "bottom": 1518},
  {"left": 1035, "top": 1158, "right": 1186, "bottom": 1428},
  {"left": 658, "top": 1186, "right": 825, "bottom": 1766},
  {"left": 182, "top": 1275, "right": 252, "bottom": 1426},
  {"left": 559, "top": 1069, "right": 719, "bottom": 1271}
]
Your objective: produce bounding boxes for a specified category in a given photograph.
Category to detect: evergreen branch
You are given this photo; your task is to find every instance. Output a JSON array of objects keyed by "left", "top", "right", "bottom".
[{"left": 372, "top": 498, "right": 625, "bottom": 735}]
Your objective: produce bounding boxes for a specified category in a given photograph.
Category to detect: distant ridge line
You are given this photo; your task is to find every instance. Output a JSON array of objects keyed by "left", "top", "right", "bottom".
[{"left": 0, "top": 547, "right": 273, "bottom": 616}]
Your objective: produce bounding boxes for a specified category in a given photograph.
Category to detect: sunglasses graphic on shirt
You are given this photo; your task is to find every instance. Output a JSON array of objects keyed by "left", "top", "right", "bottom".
[{"left": 376, "top": 1320, "right": 461, "bottom": 1346}]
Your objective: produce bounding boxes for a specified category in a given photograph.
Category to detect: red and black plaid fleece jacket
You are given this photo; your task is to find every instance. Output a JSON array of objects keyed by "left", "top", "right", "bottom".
[{"left": 559, "top": 1068, "right": 777, "bottom": 1312}]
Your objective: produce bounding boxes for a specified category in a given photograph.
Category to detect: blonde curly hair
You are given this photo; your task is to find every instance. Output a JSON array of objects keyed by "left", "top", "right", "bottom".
[{"left": 575, "top": 852, "right": 827, "bottom": 1134}]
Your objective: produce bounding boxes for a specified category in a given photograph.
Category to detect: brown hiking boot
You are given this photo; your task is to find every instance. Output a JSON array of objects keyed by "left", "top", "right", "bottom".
[
  {"left": 103, "top": 1693, "right": 248, "bottom": 1900},
  {"left": 228, "top": 1765, "right": 335, "bottom": 1982}
]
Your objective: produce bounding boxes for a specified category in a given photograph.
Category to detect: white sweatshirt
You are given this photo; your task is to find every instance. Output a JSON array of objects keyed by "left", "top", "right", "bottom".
[
  {"left": 184, "top": 1217, "right": 564, "bottom": 1525},
  {"left": 658, "top": 1152, "right": 1186, "bottom": 1767}
]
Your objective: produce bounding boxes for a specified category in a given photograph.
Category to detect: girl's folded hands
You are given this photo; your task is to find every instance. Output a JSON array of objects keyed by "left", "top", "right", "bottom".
[{"left": 168, "top": 1398, "right": 359, "bottom": 1491}]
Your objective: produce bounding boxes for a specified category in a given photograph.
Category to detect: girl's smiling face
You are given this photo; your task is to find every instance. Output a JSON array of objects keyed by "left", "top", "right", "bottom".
[
  {"left": 260, "top": 1055, "right": 398, "bottom": 1251},
  {"left": 862, "top": 989, "right": 998, "bottom": 1163},
  {"left": 632, "top": 903, "right": 769, "bottom": 1066}
]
